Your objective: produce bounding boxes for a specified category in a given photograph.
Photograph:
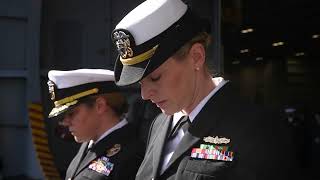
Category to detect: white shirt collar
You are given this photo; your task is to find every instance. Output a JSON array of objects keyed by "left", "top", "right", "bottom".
[
  {"left": 88, "top": 118, "right": 128, "bottom": 148},
  {"left": 172, "top": 111, "right": 187, "bottom": 130}
]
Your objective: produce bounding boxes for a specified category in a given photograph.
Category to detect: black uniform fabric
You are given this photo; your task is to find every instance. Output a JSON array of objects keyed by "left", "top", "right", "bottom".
[
  {"left": 65, "top": 123, "right": 143, "bottom": 180},
  {"left": 135, "top": 82, "right": 300, "bottom": 180}
]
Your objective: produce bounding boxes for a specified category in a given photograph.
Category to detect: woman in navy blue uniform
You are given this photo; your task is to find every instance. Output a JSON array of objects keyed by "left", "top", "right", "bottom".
[
  {"left": 111, "top": 0, "right": 300, "bottom": 179},
  {"left": 47, "top": 69, "right": 143, "bottom": 180}
]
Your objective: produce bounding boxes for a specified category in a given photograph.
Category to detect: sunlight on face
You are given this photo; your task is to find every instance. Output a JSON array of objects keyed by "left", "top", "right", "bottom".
[{"left": 140, "top": 56, "right": 197, "bottom": 115}]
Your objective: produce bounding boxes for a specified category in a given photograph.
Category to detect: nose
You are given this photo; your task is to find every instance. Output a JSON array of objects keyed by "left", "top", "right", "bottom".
[{"left": 62, "top": 116, "right": 71, "bottom": 127}]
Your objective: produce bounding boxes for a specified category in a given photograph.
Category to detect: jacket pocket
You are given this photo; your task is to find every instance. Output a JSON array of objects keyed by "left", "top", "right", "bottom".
[
  {"left": 184, "top": 158, "right": 231, "bottom": 176},
  {"left": 80, "top": 168, "right": 110, "bottom": 180}
]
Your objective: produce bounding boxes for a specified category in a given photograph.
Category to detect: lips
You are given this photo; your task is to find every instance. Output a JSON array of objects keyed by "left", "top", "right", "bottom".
[{"left": 154, "top": 100, "right": 166, "bottom": 108}]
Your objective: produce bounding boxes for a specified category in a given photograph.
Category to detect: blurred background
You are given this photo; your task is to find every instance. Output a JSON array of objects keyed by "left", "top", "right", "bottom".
[{"left": 0, "top": 0, "right": 319, "bottom": 179}]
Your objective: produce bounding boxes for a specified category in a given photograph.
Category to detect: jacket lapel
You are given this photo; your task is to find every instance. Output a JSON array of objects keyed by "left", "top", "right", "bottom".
[
  {"left": 74, "top": 124, "right": 133, "bottom": 177},
  {"left": 166, "top": 131, "right": 199, "bottom": 168},
  {"left": 69, "top": 142, "right": 89, "bottom": 178},
  {"left": 74, "top": 148, "right": 98, "bottom": 176},
  {"left": 152, "top": 115, "right": 172, "bottom": 178}
]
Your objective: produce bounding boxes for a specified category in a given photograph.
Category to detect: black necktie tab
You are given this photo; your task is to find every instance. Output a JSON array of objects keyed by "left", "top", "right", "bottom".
[{"left": 167, "top": 116, "right": 190, "bottom": 140}]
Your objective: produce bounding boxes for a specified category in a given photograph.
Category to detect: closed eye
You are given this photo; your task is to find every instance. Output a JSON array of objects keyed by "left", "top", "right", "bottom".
[
  {"left": 150, "top": 75, "right": 161, "bottom": 82},
  {"left": 65, "top": 111, "right": 74, "bottom": 118},
  {"left": 65, "top": 108, "right": 77, "bottom": 118}
]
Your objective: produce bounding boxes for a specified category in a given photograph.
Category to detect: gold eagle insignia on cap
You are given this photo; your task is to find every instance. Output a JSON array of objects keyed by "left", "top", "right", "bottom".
[
  {"left": 203, "top": 136, "right": 231, "bottom": 144},
  {"left": 47, "top": 80, "right": 56, "bottom": 100},
  {"left": 113, "top": 31, "right": 133, "bottom": 59},
  {"left": 106, "top": 144, "right": 121, "bottom": 157}
]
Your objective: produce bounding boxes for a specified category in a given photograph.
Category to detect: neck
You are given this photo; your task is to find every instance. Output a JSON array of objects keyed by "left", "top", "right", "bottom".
[
  {"left": 92, "top": 113, "right": 120, "bottom": 141},
  {"left": 183, "top": 74, "right": 215, "bottom": 114}
]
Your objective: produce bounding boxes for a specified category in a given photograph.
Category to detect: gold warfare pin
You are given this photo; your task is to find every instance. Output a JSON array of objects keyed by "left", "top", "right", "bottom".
[
  {"left": 106, "top": 144, "right": 121, "bottom": 157},
  {"left": 203, "top": 136, "right": 231, "bottom": 144}
]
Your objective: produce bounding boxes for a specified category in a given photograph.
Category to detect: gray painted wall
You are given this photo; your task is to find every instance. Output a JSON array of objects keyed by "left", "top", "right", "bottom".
[{"left": 0, "top": 0, "right": 43, "bottom": 179}]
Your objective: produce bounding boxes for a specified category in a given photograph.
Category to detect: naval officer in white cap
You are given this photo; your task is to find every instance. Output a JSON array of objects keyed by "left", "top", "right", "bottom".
[
  {"left": 47, "top": 69, "right": 143, "bottom": 180},
  {"left": 112, "top": 0, "right": 300, "bottom": 180}
]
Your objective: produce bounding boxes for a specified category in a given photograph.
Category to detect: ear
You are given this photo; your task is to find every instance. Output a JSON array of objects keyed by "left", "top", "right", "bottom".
[
  {"left": 189, "top": 43, "right": 206, "bottom": 70},
  {"left": 95, "top": 96, "right": 108, "bottom": 114}
]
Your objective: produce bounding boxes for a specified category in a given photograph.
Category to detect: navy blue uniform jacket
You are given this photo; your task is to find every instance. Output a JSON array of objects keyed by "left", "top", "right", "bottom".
[
  {"left": 136, "top": 82, "right": 299, "bottom": 180},
  {"left": 65, "top": 123, "right": 143, "bottom": 180}
]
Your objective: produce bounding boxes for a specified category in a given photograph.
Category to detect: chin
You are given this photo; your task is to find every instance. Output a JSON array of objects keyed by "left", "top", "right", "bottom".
[
  {"left": 74, "top": 136, "right": 85, "bottom": 143},
  {"left": 161, "top": 108, "right": 176, "bottom": 116}
]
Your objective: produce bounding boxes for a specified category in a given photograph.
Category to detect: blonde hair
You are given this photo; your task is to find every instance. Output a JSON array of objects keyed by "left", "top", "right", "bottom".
[
  {"left": 173, "top": 32, "right": 213, "bottom": 75},
  {"left": 83, "top": 92, "right": 128, "bottom": 117},
  {"left": 101, "top": 92, "right": 128, "bottom": 117},
  {"left": 173, "top": 32, "right": 212, "bottom": 59}
]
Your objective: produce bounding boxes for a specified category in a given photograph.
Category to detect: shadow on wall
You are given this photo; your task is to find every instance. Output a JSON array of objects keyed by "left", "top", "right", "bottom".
[
  {"left": 284, "top": 106, "right": 320, "bottom": 179},
  {"left": 0, "top": 157, "right": 2, "bottom": 180}
]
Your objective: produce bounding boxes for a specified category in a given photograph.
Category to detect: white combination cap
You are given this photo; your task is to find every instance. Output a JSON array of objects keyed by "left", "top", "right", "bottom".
[
  {"left": 115, "top": 0, "right": 188, "bottom": 46},
  {"left": 112, "top": 0, "right": 210, "bottom": 86},
  {"left": 47, "top": 69, "right": 119, "bottom": 118},
  {"left": 48, "top": 69, "right": 115, "bottom": 89}
]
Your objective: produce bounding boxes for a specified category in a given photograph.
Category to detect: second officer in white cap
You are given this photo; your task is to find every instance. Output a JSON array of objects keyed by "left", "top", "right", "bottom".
[{"left": 47, "top": 69, "right": 143, "bottom": 180}]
